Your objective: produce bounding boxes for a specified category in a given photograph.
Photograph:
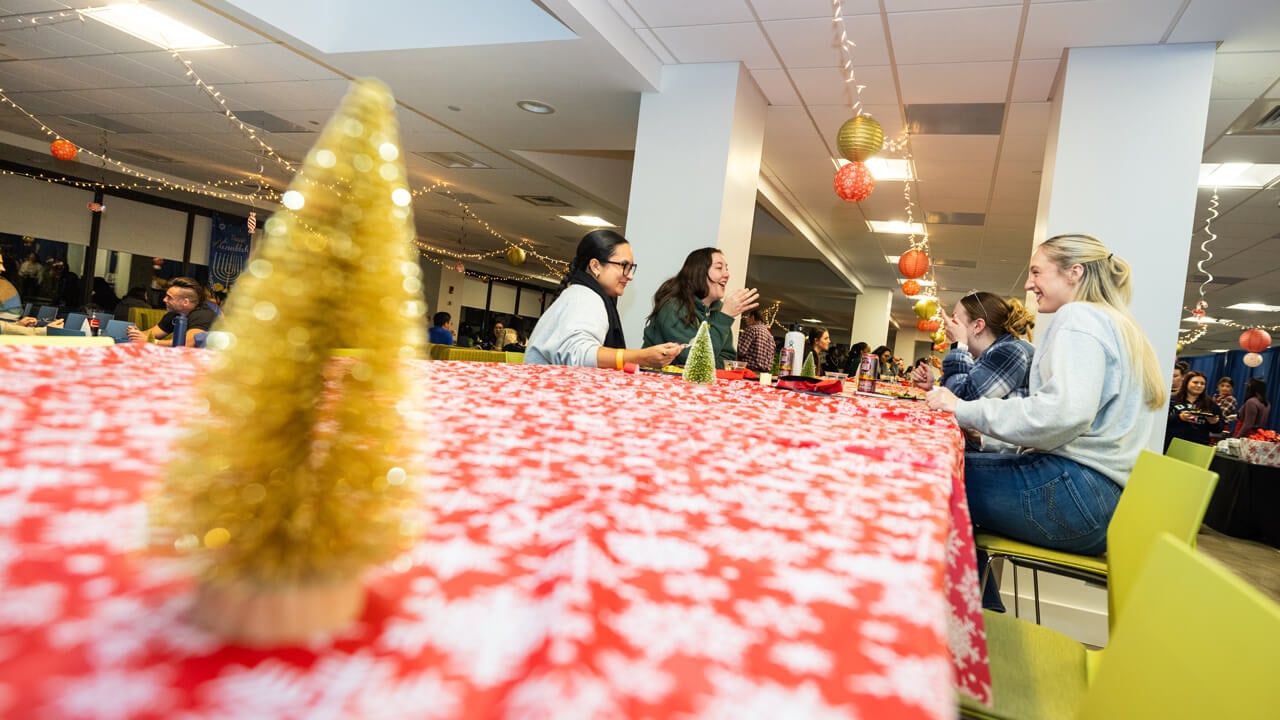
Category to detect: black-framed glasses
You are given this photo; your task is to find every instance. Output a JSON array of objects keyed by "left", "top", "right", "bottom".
[
  {"left": 963, "top": 289, "right": 988, "bottom": 321},
  {"left": 604, "top": 260, "right": 638, "bottom": 277}
]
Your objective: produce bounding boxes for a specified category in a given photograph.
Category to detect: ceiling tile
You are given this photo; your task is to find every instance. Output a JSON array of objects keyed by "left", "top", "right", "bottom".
[
  {"left": 624, "top": 0, "right": 753, "bottom": 27},
  {"left": 764, "top": 15, "right": 890, "bottom": 68},
  {"left": 1209, "top": 52, "right": 1280, "bottom": 100},
  {"left": 1203, "top": 99, "right": 1254, "bottom": 144},
  {"left": 1003, "top": 102, "right": 1052, "bottom": 135},
  {"left": 888, "top": 0, "right": 1020, "bottom": 10},
  {"left": 749, "top": 68, "right": 803, "bottom": 106},
  {"left": 752, "top": 0, "right": 880, "bottom": 21},
  {"left": 1169, "top": 0, "right": 1280, "bottom": 53},
  {"left": 653, "top": 23, "right": 779, "bottom": 69},
  {"left": 898, "top": 62, "right": 1013, "bottom": 104},
  {"left": 1010, "top": 58, "right": 1059, "bottom": 102},
  {"left": 790, "top": 65, "right": 899, "bottom": 106},
  {"left": 1021, "top": 0, "right": 1188, "bottom": 61},
  {"left": 1203, "top": 135, "right": 1280, "bottom": 164},
  {"left": 888, "top": 6, "right": 1022, "bottom": 64}
]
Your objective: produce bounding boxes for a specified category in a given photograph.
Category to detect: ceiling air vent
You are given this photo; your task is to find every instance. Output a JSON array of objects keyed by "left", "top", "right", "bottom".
[
  {"left": 516, "top": 194, "right": 571, "bottom": 207},
  {"left": 64, "top": 114, "right": 148, "bottom": 134},
  {"left": 432, "top": 189, "right": 492, "bottom": 204},
  {"left": 416, "top": 151, "right": 491, "bottom": 169},
  {"left": 1226, "top": 100, "right": 1280, "bottom": 136},
  {"left": 236, "top": 111, "right": 312, "bottom": 134}
]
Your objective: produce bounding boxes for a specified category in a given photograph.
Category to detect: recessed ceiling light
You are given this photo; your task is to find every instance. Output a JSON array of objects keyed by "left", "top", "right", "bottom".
[
  {"left": 885, "top": 255, "right": 901, "bottom": 264},
  {"left": 559, "top": 215, "right": 615, "bottom": 227},
  {"left": 837, "top": 157, "right": 914, "bottom": 181},
  {"left": 1225, "top": 302, "right": 1280, "bottom": 312},
  {"left": 901, "top": 279, "right": 936, "bottom": 287},
  {"left": 82, "top": 5, "right": 229, "bottom": 50},
  {"left": 869, "top": 220, "right": 927, "bottom": 235},
  {"left": 1212, "top": 349, "right": 1229, "bottom": 353},
  {"left": 800, "top": 317, "right": 823, "bottom": 323},
  {"left": 517, "top": 100, "right": 556, "bottom": 115},
  {"left": 1198, "top": 162, "right": 1280, "bottom": 188}
]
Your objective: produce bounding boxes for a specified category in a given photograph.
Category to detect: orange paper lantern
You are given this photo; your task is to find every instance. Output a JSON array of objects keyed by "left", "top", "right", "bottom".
[
  {"left": 898, "top": 248, "right": 929, "bottom": 279},
  {"left": 925, "top": 319, "right": 941, "bottom": 333},
  {"left": 1240, "top": 328, "right": 1271, "bottom": 353},
  {"left": 916, "top": 319, "right": 930, "bottom": 332},
  {"left": 901, "top": 279, "right": 920, "bottom": 296},
  {"left": 50, "top": 139, "right": 78, "bottom": 161},
  {"left": 833, "top": 162, "right": 874, "bottom": 202}
]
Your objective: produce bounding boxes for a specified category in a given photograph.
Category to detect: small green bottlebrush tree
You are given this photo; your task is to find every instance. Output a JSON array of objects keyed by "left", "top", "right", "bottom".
[
  {"left": 682, "top": 321, "right": 716, "bottom": 385},
  {"left": 801, "top": 352, "right": 817, "bottom": 379}
]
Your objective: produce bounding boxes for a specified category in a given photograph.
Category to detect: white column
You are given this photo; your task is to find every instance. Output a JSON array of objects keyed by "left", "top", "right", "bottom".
[
  {"left": 1034, "top": 43, "right": 1215, "bottom": 450},
  {"left": 850, "top": 288, "right": 893, "bottom": 350},
  {"left": 619, "top": 63, "right": 767, "bottom": 344}
]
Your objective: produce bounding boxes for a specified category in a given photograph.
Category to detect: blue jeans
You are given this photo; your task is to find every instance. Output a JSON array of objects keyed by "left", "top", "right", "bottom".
[{"left": 964, "top": 451, "right": 1122, "bottom": 609}]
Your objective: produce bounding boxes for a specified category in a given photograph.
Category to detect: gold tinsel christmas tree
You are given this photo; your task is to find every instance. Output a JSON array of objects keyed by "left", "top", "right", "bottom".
[
  {"left": 682, "top": 321, "right": 716, "bottom": 385},
  {"left": 151, "top": 79, "right": 426, "bottom": 641}
]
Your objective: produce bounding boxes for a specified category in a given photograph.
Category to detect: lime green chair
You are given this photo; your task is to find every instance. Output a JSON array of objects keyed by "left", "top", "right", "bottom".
[
  {"left": 977, "top": 450, "right": 1217, "bottom": 626},
  {"left": 961, "top": 534, "right": 1280, "bottom": 719},
  {"left": 1165, "top": 436, "right": 1217, "bottom": 470}
]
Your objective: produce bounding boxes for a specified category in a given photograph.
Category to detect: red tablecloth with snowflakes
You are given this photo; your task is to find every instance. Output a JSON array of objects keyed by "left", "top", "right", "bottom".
[{"left": 0, "top": 345, "right": 990, "bottom": 719}]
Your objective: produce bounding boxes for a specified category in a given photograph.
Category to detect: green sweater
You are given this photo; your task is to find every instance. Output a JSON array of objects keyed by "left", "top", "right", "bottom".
[{"left": 643, "top": 298, "right": 737, "bottom": 368}]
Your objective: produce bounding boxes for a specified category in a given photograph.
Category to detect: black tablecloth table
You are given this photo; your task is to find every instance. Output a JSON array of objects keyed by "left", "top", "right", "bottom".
[{"left": 1204, "top": 454, "right": 1280, "bottom": 549}]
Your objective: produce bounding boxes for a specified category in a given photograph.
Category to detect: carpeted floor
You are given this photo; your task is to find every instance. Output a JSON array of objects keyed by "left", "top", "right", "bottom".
[{"left": 1198, "top": 527, "right": 1280, "bottom": 604}]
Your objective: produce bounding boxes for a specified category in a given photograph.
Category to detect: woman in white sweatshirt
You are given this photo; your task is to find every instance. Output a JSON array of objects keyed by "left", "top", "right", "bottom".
[{"left": 926, "top": 234, "right": 1165, "bottom": 559}]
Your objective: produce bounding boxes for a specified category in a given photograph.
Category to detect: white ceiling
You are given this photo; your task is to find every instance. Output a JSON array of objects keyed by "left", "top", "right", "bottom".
[{"left": 0, "top": 0, "right": 1276, "bottom": 349}]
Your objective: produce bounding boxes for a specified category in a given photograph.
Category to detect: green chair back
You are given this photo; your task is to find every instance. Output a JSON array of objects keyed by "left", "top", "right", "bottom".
[
  {"left": 1105, "top": 450, "right": 1217, "bottom": 625},
  {"left": 1079, "top": 535, "right": 1280, "bottom": 720},
  {"left": 1165, "top": 436, "right": 1216, "bottom": 469}
]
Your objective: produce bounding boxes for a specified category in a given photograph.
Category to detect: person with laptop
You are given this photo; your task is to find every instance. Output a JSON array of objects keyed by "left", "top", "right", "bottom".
[{"left": 126, "top": 277, "right": 216, "bottom": 346}]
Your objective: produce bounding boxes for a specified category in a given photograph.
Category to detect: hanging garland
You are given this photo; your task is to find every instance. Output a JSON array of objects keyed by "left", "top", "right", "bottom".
[{"left": 829, "top": 0, "right": 881, "bottom": 202}]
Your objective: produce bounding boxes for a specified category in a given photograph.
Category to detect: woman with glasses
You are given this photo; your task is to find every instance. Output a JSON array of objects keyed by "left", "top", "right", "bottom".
[
  {"left": 642, "top": 248, "right": 758, "bottom": 368},
  {"left": 524, "top": 230, "right": 683, "bottom": 368},
  {"left": 925, "top": 235, "right": 1165, "bottom": 603},
  {"left": 915, "top": 291, "right": 1035, "bottom": 447}
]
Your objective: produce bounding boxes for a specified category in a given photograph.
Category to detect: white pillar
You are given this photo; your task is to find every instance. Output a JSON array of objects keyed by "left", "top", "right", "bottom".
[
  {"left": 1034, "top": 43, "right": 1215, "bottom": 450},
  {"left": 619, "top": 63, "right": 767, "bottom": 345},
  {"left": 850, "top": 288, "right": 893, "bottom": 350}
]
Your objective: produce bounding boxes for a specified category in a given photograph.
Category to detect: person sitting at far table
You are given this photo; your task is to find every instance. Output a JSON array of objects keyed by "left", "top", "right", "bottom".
[
  {"left": 127, "top": 277, "right": 216, "bottom": 347},
  {"left": 642, "top": 247, "right": 758, "bottom": 368},
  {"left": 428, "top": 311, "right": 455, "bottom": 345}
]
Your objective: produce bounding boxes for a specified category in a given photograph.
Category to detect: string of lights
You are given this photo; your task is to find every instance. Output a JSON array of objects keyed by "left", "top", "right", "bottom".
[
  {"left": 831, "top": 0, "right": 866, "bottom": 116},
  {"left": 0, "top": 8, "right": 89, "bottom": 29}
]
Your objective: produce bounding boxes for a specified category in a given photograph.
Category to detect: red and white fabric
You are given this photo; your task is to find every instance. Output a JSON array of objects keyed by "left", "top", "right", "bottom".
[{"left": 0, "top": 345, "right": 990, "bottom": 719}]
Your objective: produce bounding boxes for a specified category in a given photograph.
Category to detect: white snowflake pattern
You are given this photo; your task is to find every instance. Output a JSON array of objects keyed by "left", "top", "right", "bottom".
[
  {"left": 409, "top": 534, "right": 507, "bottom": 580},
  {"left": 850, "top": 648, "right": 952, "bottom": 720},
  {"left": 731, "top": 597, "right": 823, "bottom": 638},
  {"left": 662, "top": 572, "right": 731, "bottom": 603},
  {"left": 608, "top": 600, "right": 759, "bottom": 665},
  {"left": 47, "top": 594, "right": 218, "bottom": 667},
  {"left": 604, "top": 532, "right": 708, "bottom": 573},
  {"left": 769, "top": 642, "right": 833, "bottom": 676},
  {"left": 595, "top": 650, "right": 676, "bottom": 703},
  {"left": 503, "top": 668, "right": 622, "bottom": 720},
  {"left": 0, "top": 582, "right": 65, "bottom": 628},
  {"left": 691, "top": 670, "right": 856, "bottom": 720},
  {"left": 42, "top": 502, "right": 147, "bottom": 552},
  {"left": 700, "top": 525, "right": 816, "bottom": 564},
  {"left": 762, "top": 567, "right": 856, "bottom": 606},
  {"left": 380, "top": 586, "right": 548, "bottom": 687},
  {"left": 49, "top": 666, "right": 176, "bottom": 720}
]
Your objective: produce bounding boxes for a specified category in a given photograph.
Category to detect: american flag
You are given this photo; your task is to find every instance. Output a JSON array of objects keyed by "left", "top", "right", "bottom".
[{"left": 247, "top": 211, "right": 257, "bottom": 234}]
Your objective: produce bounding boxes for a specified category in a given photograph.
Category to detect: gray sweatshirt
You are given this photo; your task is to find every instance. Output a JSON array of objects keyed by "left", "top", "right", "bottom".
[
  {"left": 524, "top": 284, "right": 608, "bottom": 367},
  {"left": 954, "top": 302, "right": 1155, "bottom": 486}
]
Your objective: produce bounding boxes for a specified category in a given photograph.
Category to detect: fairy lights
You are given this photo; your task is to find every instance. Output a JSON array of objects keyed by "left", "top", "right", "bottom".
[
  {"left": 831, "top": 0, "right": 865, "bottom": 116},
  {"left": 0, "top": 8, "right": 88, "bottom": 28}
]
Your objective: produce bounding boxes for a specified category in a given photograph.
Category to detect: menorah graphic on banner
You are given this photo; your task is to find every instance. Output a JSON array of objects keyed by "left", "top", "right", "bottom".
[{"left": 211, "top": 253, "right": 245, "bottom": 286}]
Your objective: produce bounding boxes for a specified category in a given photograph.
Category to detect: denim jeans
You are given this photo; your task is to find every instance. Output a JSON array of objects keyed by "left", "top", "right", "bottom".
[{"left": 964, "top": 451, "right": 1122, "bottom": 610}]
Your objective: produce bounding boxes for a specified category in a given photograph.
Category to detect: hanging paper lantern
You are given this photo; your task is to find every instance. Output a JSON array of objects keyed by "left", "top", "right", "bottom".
[
  {"left": 916, "top": 319, "right": 931, "bottom": 332},
  {"left": 836, "top": 115, "right": 884, "bottom": 162},
  {"left": 1239, "top": 328, "right": 1271, "bottom": 353},
  {"left": 930, "top": 327, "right": 947, "bottom": 345},
  {"left": 913, "top": 297, "right": 938, "bottom": 320},
  {"left": 50, "top": 139, "right": 78, "bottom": 161},
  {"left": 1243, "top": 352, "right": 1264, "bottom": 368},
  {"left": 901, "top": 279, "right": 920, "bottom": 296},
  {"left": 898, "top": 248, "right": 929, "bottom": 279},
  {"left": 933, "top": 342, "right": 948, "bottom": 352},
  {"left": 454, "top": 261, "right": 465, "bottom": 274},
  {"left": 505, "top": 246, "right": 526, "bottom": 266},
  {"left": 152, "top": 257, "right": 164, "bottom": 270},
  {"left": 834, "top": 162, "right": 874, "bottom": 202},
  {"left": 1176, "top": 342, "right": 1185, "bottom": 353},
  {"left": 926, "top": 319, "right": 941, "bottom": 333}
]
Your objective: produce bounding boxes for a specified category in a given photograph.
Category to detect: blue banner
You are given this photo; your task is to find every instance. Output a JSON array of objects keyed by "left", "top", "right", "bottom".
[{"left": 208, "top": 213, "right": 252, "bottom": 293}]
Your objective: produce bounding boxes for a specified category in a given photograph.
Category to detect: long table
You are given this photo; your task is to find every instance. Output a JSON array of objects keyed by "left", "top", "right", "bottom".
[{"left": 0, "top": 345, "right": 990, "bottom": 718}]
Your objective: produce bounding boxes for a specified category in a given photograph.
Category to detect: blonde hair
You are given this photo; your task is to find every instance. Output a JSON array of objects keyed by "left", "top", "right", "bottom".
[{"left": 1037, "top": 234, "right": 1166, "bottom": 409}]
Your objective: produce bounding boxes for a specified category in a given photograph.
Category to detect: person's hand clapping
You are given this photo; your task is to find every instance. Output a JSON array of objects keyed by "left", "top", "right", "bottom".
[
  {"left": 911, "top": 363, "right": 934, "bottom": 391},
  {"left": 720, "top": 287, "right": 759, "bottom": 318},
  {"left": 926, "top": 385, "right": 958, "bottom": 413},
  {"left": 941, "top": 306, "right": 968, "bottom": 346}
]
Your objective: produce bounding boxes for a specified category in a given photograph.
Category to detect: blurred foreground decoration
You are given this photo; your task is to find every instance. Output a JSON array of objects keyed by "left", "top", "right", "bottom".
[{"left": 151, "top": 78, "right": 427, "bottom": 645}]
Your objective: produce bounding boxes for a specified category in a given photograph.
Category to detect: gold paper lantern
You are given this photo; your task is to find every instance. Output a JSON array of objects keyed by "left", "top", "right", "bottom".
[
  {"left": 506, "top": 246, "right": 527, "bottom": 266},
  {"left": 931, "top": 327, "right": 947, "bottom": 345},
  {"left": 836, "top": 115, "right": 884, "bottom": 163},
  {"left": 913, "top": 297, "right": 938, "bottom": 320}
]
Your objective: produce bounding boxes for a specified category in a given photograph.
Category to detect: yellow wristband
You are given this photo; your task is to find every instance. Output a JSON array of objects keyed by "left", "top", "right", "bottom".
[{"left": 615, "top": 348, "right": 624, "bottom": 370}]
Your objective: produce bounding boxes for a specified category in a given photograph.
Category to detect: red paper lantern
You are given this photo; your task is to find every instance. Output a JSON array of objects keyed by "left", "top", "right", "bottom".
[
  {"left": 1240, "top": 328, "right": 1272, "bottom": 353},
  {"left": 933, "top": 342, "right": 948, "bottom": 352},
  {"left": 925, "top": 319, "right": 941, "bottom": 333},
  {"left": 901, "top": 279, "right": 920, "bottom": 296},
  {"left": 916, "top": 319, "right": 930, "bottom": 332},
  {"left": 50, "top": 139, "right": 78, "bottom": 161},
  {"left": 833, "top": 162, "right": 874, "bottom": 202},
  {"left": 898, "top": 248, "right": 929, "bottom": 279}
]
